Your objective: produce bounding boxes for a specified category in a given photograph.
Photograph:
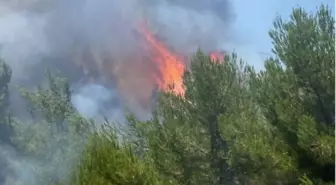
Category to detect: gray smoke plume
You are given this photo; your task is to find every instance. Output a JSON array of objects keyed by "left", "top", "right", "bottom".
[
  {"left": 0, "top": 0, "right": 235, "bottom": 184},
  {"left": 0, "top": 0, "right": 235, "bottom": 111},
  {"left": 71, "top": 83, "right": 125, "bottom": 121}
]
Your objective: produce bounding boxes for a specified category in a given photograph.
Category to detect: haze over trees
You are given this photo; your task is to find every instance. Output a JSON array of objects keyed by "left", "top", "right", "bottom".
[{"left": 0, "top": 4, "right": 334, "bottom": 185}]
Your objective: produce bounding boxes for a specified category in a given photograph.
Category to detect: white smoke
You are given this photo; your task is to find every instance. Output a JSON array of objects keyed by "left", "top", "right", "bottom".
[
  {"left": 71, "top": 83, "right": 125, "bottom": 122},
  {"left": 0, "top": 9, "right": 49, "bottom": 81}
]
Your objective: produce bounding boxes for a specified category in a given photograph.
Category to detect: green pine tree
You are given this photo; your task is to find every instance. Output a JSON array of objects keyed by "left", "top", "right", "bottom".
[
  {"left": 62, "top": 125, "right": 175, "bottom": 185},
  {"left": 0, "top": 58, "right": 12, "bottom": 145}
]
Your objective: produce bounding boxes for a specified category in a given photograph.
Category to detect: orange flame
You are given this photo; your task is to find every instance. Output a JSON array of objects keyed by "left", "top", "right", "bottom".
[
  {"left": 139, "top": 23, "right": 185, "bottom": 95},
  {"left": 209, "top": 51, "right": 224, "bottom": 63},
  {"left": 138, "top": 22, "right": 225, "bottom": 98}
]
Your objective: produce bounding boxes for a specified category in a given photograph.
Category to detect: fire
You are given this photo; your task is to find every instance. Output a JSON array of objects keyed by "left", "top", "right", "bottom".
[
  {"left": 68, "top": 21, "right": 225, "bottom": 112},
  {"left": 209, "top": 51, "right": 225, "bottom": 63},
  {"left": 139, "top": 23, "right": 185, "bottom": 95},
  {"left": 138, "top": 23, "right": 225, "bottom": 97}
]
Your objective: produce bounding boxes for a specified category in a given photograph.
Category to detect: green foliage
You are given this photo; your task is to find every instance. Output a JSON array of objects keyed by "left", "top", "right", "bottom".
[
  {"left": 9, "top": 71, "right": 93, "bottom": 185},
  {"left": 127, "top": 112, "right": 209, "bottom": 185},
  {"left": 269, "top": 5, "right": 334, "bottom": 126},
  {"left": 237, "top": 4, "right": 334, "bottom": 184},
  {"left": 19, "top": 70, "right": 74, "bottom": 133},
  {"left": 127, "top": 51, "right": 254, "bottom": 185},
  {"left": 0, "top": 58, "right": 12, "bottom": 145},
  {"left": 0, "top": 58, "right": 13, "bottom": 185},
  {"left": 64, "top": 125, "right": 173, "bottom": 185}
]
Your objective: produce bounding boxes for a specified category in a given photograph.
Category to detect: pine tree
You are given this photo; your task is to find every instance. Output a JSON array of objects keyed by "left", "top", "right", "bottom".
[
  {"left": 0, "top": 58, "right": 12, "bottom": 185},
  {"left": 226, "top": 4, "right": 335, "bottom": 184},
  {"left": 62, "top": 125, "right": 174, "bottom": 185},
  {"left": 267, "top": 5, "right": 335, "bottom": 184},
  {"left": 0, "top": 58, "right": 12, "bottom": 145},
  {"left": 11, "top": 71, "right": 93, "bottom": 185}
]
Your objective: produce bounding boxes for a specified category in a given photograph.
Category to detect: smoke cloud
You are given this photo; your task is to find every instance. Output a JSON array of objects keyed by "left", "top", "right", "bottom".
[
  {"left": 0, "top": 0, "right": 235, "bottom": 116},
  {"left": 71, "top": 83, "right": 125, "bottom": 121}
]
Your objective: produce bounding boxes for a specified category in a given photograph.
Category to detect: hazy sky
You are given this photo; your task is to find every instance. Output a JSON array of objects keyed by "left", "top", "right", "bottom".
[
  {"left": 228, "top": 0, "right": 334, "bottom": 71},
  {"left": 0, "top": 0, "right": 333, "bottom": 73}
]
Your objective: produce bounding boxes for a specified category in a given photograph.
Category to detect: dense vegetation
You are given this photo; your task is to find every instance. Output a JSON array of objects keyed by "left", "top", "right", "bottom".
[{"left": 0, "top": 5, "right": 334, "bottom": 185}]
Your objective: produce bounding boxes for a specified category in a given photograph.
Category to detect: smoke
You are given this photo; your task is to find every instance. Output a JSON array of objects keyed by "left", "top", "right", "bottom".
[
  {"left": 145, "top": 0, "right": 235, "bottom": 53},
  {"left": 0, "top": 0, "right": 235, "bottom": 184},
  {"left": 0, "top": 122, "right": 88, "bottom": 185},
  {"left": 0, "top": 145, "right": 37, "bottom": 185},
  {"left": 71, "top": 83, "right": 125, "bottom": 122},
  {"left": 0, "top": 0, "right": 235, "bottom": 112}
]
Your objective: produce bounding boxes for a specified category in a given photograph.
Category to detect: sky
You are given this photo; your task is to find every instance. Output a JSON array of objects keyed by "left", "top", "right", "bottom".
[{"left": 227, "top": 0, "right": 335, "bottom": 71}]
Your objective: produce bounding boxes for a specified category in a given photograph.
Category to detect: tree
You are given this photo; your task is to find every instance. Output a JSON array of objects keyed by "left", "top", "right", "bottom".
[
  {"left": 0, "top": 58, "right": 13, "bottom": 185},
  {"left": 269, "top": 5, "right": 334, "bottom": 126},
  {"left": 182, "top": 51, "right": 252, "bottom": 185},
  {"left": 238, "top": 4, "right": 335, "bottom": 184},
  {"left": 127, "top": 109, "right": 210, "bottom": 185},
  {"left": 19, "top": 70, "right": 75, "bottom": 133},
  {"left": 268, "top": 5, "right": 334, "bottom": 184},
  {"left": 10, "top": 71, "right": 93, "bottom": 185},
  {"left": 128, "top": 50, "right": 255, "bottom": 185},
  {"left": 62, "top": 125, "right": 174, "bottom": 185},
  {"left": 0, "top": 58, "right": 12, "bottom": 145}
]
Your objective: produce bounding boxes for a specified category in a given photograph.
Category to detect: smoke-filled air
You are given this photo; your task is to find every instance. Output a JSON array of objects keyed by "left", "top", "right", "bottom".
[
  {"left": 0, "top": 0, "right": 230, "bottom": 119},
  {"left": 0, "top": 0, "right": 334, "bottom": 185}
]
